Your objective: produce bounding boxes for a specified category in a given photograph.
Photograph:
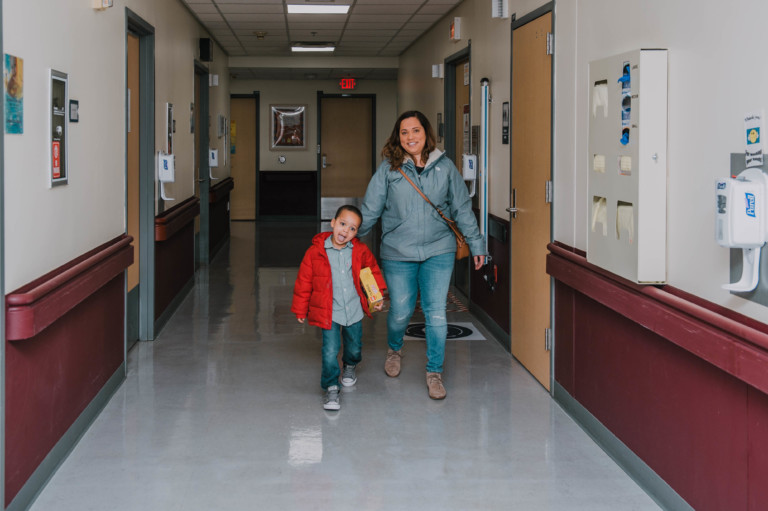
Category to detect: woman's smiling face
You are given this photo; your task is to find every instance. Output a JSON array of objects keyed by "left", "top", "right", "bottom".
[{"left": 399, "top": 116, "right": 426, "bottom": 166}]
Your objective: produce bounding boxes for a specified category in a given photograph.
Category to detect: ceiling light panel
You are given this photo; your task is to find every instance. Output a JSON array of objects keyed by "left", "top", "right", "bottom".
[{"left": 287, "top": 5, "right": 350, "bottom": 14}]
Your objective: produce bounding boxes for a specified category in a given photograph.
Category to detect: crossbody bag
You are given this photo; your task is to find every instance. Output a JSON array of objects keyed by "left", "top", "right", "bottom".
[{"left": 396, "top": 168, "right": 470, "bottom": 260}]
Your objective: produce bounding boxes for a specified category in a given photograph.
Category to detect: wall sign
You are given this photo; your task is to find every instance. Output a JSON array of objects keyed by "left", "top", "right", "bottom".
[
  {"left": 50, "top": 69, "right": 68, "bottom": 187},
  {"left": 339, "top": 78, "right": 356, "bottom": 90}
]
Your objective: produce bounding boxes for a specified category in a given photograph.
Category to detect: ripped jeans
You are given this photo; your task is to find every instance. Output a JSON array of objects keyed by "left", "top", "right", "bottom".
[{"left": 382, "top": 252, "right": 455, "bottom": 373}]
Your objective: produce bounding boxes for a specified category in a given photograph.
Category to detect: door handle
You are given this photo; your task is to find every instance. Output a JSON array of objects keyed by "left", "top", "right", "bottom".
[
  {"left": 507, "top": 189, "right": 518, "bottom": 218},
  {"left": 322, "top": 154, "right": 331, "bottom": 169}
]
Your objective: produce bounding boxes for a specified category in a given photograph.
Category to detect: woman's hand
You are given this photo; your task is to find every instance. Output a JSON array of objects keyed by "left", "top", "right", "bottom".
[
  {"left": 297, "top": 317, "right": 305, "bottom": 324},
  {"left": 473, "top": 255, "right": 486, "bottom": 270}
]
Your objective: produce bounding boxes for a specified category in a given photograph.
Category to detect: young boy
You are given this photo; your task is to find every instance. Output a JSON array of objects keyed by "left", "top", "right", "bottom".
[{"left": 291, "top": 205, "right": 386, "bottom": 410}]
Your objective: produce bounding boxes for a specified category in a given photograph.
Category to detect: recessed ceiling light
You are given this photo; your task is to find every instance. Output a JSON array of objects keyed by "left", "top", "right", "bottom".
[
  {"left": 291, "top": 45, "right": 336, "bottom": 52},
  {"left": 287, "top": 5, "right": 349, "bottom": 14}
]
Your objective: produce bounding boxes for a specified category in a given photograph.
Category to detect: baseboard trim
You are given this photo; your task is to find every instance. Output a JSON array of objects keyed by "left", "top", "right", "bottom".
[{"left": 8, "top": 364, "right": 126, "bottom": 511}]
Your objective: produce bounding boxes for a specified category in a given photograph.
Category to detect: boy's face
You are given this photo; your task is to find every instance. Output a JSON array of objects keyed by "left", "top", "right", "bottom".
[{"left": 329, "top": 210, "right": 361, "bottom": 249}]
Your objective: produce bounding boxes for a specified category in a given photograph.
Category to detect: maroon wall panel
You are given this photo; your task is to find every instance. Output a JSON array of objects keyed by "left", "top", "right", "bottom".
[
  {"left": 155, "top": 222, "right": 194, "bottom": 320},
  {"left": 547, "top": 243, "right": 768, "bottom": 511},
  {"left": 574, "top": 295, "right": 748, "bottom": 511},
  {"left": 553, "top": 280, "right": 575, "bottom": 394},
  {"left": 469, "top": 215, "right": 510, "bottom": 335},
  {"left": 209, "top": 178, "right": 232, "bottom": 256},
  {"left": 5, "top": 276, "right": 124, "bottom": 505},
  {"left": 748, "top": 386, "right": 768, "bottom": 508}
]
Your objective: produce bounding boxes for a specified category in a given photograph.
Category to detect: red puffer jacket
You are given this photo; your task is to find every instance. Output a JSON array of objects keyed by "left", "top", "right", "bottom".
[{"left": 291, "top": 232, "right": 386, "bottom": 330}]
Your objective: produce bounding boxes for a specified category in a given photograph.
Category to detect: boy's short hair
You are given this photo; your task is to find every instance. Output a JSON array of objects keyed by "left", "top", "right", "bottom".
[{"left": 335, "top": 204, "right": 363, "bottom": 223}]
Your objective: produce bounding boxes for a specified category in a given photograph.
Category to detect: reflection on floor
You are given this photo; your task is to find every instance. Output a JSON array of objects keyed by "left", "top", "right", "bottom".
[{"left": 30, "top": 221, "right": 660, "bottom": 511}]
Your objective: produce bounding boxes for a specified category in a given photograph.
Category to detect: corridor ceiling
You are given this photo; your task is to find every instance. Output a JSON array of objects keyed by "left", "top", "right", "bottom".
[{"left": 180, "top": 0, "right": 463, "bottom": 80}]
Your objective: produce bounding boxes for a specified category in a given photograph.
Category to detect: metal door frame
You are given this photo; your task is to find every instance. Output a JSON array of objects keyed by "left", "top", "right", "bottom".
[
  {"left": 126, "top": 9, "right": 156, "bottom": 341},
  {"left": 510, "top": 1, "right": 555, "bottom": 392}
]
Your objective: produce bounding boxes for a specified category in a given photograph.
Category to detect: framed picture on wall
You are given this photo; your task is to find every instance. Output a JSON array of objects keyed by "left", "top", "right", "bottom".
[{"left": 270, "top": 105, "right": 306, "bottom": 150}]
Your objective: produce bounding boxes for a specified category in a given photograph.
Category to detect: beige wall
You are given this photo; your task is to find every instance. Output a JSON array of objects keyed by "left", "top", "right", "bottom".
[
  {"left": 554, "top": 0, "right": 768, "bottom": 321},
  {"left": 2, "top": 0, "right": 229, "bottom": 291},
  {"left": 399, "top": 0, "right": 546, "bottom": 220},
  {"left": 229, "top": 79, "right": 398, "bottom": 171},
  {"left": 398, "top": 0, "right": 768, "bottom": 322}
]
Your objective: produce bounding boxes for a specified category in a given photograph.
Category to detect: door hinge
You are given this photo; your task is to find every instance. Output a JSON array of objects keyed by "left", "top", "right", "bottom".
[
  {"left": 317, "top": 144, "right": 321, "bottom": 154},
  {"left": 546, "top": 33, "right": 554, "bottom": 55},
  {"left": 545, "top": 328, "right": 553, "bottom": 352},
  {"left": 545, "top": 180, "right": 553, "bottom": 203}
]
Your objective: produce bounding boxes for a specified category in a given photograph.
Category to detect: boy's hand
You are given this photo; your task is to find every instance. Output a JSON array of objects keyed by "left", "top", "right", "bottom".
[
  {"left": 373, "top": 302, "right": 384, "bottom": 312},
  {"left": 297, "top": 317, "right": 305, "bottom": 324}
]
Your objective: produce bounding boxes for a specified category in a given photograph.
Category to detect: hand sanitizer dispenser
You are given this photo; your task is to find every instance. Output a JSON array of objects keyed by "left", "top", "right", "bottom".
[
  {"left": 462, "top": 154, "right": 477, "bottom": 197},
  {"left": 716, "top": 167, "right": 767, "bottom": 291},
  {"left": 157, "top": 151, "right": 175, "bottom": 201}
]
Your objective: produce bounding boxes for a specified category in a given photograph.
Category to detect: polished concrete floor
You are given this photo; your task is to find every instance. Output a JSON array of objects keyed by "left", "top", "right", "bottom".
[{"left": 30, "top": 222, "right": 660, "bottom": 510}]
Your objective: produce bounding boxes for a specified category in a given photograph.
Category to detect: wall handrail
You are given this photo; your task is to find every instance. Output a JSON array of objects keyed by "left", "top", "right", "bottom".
[
  {"left": 6, "top": 235, "right": 134, "bottom": 340},
  {"left": 209, "top": 176, "right": 234, "bottom": 203},
  {"left": 547, "top": 242, "right": 768, "bottom": 394},
  {"left": 155, "top": 197, "right": 200, "bottom": 241}
]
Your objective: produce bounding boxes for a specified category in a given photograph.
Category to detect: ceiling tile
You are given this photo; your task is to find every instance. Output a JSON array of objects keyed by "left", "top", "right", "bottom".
[
  {"left": 190, "top": 4, "right": 219, "bottom": 14},
  {"left": 226, "top": 13, "right": 284, "bottom": 22},
  {"left": 348, "top": 14, "right": 410, "bottom": 23},
  {"left": 217, "top": 3, "right": 283, "bottom": 13},
  {"left": 354, "top": 5, "right": 419, "bottom": 15},
  {"left": 197, "top": 13, "right": 224, "bottom": 21},
  {"left": 412, "top": 14, "right": 442, "bottom": 23},
  {"left": 346, "top": 22, "right": 406, "bottom": 30}
]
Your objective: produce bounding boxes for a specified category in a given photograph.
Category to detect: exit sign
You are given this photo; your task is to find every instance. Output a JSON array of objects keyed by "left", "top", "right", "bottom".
[{"left": 339, "top": 78, "right": 357, "bottom": 90}]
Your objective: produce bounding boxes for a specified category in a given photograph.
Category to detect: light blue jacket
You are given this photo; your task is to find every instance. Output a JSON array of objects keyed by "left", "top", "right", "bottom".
[{"left": 359, "top": 150, "right": 486, "bottom": 261}]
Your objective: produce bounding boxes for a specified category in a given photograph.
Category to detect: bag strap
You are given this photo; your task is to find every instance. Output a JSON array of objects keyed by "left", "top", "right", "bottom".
[{"left": 396, "top": 167, "right": 454, "bottom": 226}]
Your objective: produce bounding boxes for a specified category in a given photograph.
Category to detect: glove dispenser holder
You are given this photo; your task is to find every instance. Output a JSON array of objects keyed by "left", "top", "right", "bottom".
[{"left": 587, "top": 49, "right": 668, "bottom": 284}]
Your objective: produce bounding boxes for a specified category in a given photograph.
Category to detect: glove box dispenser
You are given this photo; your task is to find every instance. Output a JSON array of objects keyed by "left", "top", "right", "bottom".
[{"left": 587, "top": 49, "right": 668, "bottom": 284}]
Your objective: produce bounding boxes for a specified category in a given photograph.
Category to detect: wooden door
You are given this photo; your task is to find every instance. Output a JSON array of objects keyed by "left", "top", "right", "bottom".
[
  {"left": 320, "top": 97, "right": 372, "bottom": 219},
  {"left": 230, "top": 97, "right": 257, "bottom": 220},
  {"left": 510, "top": 12, "right": 552, "bottom": 390},
  {"left": 126, "top": 33, "right": 140, "bottom": 348}
]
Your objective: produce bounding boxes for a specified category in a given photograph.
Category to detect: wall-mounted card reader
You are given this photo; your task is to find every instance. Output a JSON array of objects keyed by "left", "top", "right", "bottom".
[
  {"left": 462, "top": 153, "right": 477, "bottom": 197},
  {"left": 716, "top": 167, "right": 767, "bottom": 291},
  {"left": 157, "top": 151, "right": 175, "bottom": 201}
]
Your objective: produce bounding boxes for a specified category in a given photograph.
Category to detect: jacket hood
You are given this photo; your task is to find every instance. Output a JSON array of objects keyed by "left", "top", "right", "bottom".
[
  {"left": 404, "top": 149, "right": 445, "bottom": 170},
  {"left": 311, "top": 231, "right": 333, "bottom": 248}
]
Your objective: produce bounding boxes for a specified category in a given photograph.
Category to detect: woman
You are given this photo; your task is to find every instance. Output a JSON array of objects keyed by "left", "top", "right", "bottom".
[{"left": 359, "top": 111, "right": 486, "bottom": 400}]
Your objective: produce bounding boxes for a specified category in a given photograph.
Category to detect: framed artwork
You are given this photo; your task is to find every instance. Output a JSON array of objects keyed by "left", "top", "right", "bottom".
[{"left": 270, "top": 105, "right": 306, "bottom": 149}]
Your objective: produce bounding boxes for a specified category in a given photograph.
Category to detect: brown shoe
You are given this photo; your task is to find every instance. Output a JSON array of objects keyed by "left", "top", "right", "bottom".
[
  {"left": 426, "top": 372, "right": 446, "bottom": 400},
  {"left": 384, "top": 349, "right": 402, "bottom": 377}
]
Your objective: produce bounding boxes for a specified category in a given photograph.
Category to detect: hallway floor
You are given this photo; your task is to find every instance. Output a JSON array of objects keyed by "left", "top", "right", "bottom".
[{"left": 30, "top": 222, "right": 660, "bottom": 510}]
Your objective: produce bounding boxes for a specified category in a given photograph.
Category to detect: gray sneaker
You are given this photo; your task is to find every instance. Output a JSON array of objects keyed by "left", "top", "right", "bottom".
[
  {"left": 324, "top": 385, "right": 340, "bottom": 410},
  {"left": 341, "top": 364, "right": 357, "bottom": 387}
]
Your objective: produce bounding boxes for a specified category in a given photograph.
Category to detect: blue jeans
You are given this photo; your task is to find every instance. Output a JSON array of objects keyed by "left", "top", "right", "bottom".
[
  {"left": 382, "top": 252, "right": 455, "bottom": 373},
  {"left": 320, "top": 321, "right": 362, "bottom": 389}
]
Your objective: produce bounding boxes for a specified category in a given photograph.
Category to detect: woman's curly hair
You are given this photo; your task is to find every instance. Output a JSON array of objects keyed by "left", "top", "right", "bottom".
[{"left": 382, "top": 111, "right": 437, "bottom": 170}]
